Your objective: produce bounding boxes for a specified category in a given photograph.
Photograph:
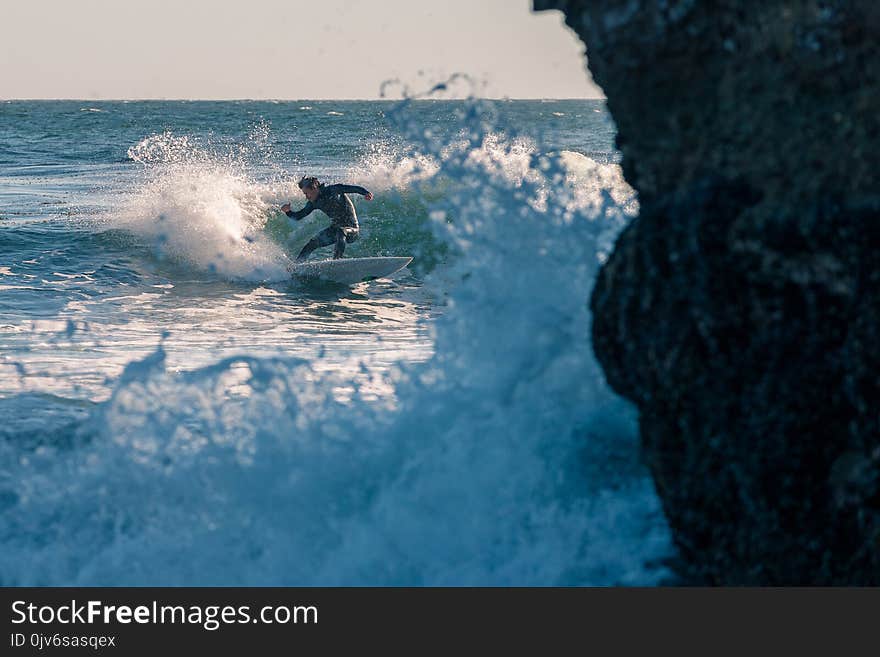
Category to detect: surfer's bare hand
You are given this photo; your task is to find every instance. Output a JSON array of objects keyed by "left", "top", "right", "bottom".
[
  {"left": 364, "top": 192, "right": 373, "bottom": 201},
  {"left": 281, "top": 203, "right": 291, "bottom": 213}
]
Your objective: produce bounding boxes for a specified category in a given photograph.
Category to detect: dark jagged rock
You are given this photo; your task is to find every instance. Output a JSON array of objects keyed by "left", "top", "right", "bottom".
[{"left": 534, "top": 0, "right": 880, "bottom": 583}]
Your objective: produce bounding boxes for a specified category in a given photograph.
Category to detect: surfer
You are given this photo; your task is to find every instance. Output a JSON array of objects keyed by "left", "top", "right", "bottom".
[{"left": 281, "top": 176, "right": 373, "bottom": 261}]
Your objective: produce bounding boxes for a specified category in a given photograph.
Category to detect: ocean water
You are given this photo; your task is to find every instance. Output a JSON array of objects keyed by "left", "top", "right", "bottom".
[{"left": 0, "top": 95, "right": 672, "bottom": 585}]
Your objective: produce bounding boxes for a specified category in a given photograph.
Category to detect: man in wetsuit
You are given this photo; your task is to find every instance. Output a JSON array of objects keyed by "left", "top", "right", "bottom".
[{"left": 281, "top": 176, "right": 373, "bottom": 261}]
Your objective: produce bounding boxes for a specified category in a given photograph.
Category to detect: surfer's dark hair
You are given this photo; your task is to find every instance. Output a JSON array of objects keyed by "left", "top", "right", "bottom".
[{"left": 298, "top": 176, "right": 320, "bottom": 190}]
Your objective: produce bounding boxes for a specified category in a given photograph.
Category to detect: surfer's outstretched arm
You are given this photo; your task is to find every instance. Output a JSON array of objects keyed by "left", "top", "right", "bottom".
[
  {"left": 281, "top": 201, "right": 315, "bottom": 220},
  {"left": 331, "top": 184, "right": 374, "bottom": 200}
]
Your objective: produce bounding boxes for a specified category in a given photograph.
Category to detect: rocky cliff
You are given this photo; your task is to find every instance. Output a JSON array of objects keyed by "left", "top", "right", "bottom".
[{"left": 534, "top": 0, "right": 880, "bottom": 583}]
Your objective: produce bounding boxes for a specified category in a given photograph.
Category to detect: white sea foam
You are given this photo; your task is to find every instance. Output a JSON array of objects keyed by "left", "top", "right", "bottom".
[{"left": 116, "top": 151, "right": 290, "bottom": 281}]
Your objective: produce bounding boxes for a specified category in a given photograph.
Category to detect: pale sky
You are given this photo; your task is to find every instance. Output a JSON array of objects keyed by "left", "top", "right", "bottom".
[{"left": 0, "top": 0, "right": 603, "bottom": 99}]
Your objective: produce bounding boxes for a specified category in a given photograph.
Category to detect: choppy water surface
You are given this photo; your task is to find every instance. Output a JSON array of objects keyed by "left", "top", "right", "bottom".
[{"left": 0, "top": 96, "right": 672, "bottom": 585}]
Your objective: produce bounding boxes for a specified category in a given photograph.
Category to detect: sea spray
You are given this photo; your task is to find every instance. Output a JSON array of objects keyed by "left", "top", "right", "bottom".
[{"left": 120, "top": 133, "right": 291, "bottom": 281}]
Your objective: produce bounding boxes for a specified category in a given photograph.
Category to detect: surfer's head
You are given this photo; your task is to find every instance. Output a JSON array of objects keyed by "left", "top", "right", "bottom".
[{"left": 298, "top": 176, "right": 321, "bottom": 202}]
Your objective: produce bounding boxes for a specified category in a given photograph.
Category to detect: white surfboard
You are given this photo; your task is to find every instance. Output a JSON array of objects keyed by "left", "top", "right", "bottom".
[{"left": 288, "top": 256, "right": 413, "bottom": 285}]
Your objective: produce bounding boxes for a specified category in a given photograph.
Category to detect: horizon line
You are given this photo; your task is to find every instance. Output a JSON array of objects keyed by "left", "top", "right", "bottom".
[{"left": 1, "top": 96, "right": 606, "bottom": 102}]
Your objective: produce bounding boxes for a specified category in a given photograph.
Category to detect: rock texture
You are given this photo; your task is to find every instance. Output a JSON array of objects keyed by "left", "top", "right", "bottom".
[{"left": 534, "top": 0, "right": 880, "bottom": 583}]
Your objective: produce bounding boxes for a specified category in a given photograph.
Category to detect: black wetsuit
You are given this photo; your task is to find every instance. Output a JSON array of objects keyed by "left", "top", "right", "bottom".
[{"left": 286, "top": 184, "right": 369, "bottom": 260}]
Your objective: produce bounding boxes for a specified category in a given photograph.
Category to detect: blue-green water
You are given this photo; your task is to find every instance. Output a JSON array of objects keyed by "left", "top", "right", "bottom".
[{"left": 0, "top": 98, "right": 671, "bottom": 585}]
